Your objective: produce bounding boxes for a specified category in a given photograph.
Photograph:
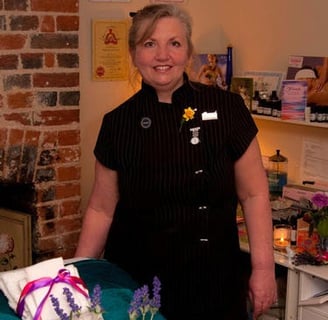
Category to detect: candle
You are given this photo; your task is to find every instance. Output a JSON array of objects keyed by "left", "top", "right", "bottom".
[{"left": 273, "top": 224, "right": 291, "bottom": 250}]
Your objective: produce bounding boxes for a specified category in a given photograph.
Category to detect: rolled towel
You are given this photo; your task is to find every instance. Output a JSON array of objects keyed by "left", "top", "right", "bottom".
[{"left": 0, "top": 257, "right": 91, "bottom": 320}]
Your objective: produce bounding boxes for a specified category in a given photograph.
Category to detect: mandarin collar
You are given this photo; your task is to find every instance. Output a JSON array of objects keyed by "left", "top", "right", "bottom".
[{"left": 141, "top": 73, "right": 193, "bottom": 103}]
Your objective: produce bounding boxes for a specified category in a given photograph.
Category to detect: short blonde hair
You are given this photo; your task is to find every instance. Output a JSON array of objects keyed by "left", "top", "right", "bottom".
[{"left": 129, "top": 4, "right": 194, "bottom": 57}]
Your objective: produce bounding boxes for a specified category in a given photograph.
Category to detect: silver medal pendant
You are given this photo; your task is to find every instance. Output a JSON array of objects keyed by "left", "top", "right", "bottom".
[
  {"left": 190, "top": 127, "right": 200, "bottom": 145},
  {"left": 191, "top": 137, "right": 200, "bottom": 145}
]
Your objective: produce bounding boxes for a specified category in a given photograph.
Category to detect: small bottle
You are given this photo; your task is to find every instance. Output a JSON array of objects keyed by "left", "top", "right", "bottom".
[
  {"left": 252, "top": 90, "right": 261, "bottom": 114},
  {"left": 257, "top": 98, "right": 264, "bottom": 115},
  {"left": 310, "top": 104, "right": 317, "bottom": 122},
  {"left": 262, "top": 99, "right": 272, "bottom": 116},
  {"left": 317, "top": 106, "right": 325, "bottom": 122},
  {"left": 269, "top": 91, "right": 281, "bottom": 117},
  {"left": 289, "top": 215, "right": 297, "bottom": 247}
]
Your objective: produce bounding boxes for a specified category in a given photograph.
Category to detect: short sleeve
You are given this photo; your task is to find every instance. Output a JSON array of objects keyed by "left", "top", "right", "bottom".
[
  {"left": 228, "top": 93, "right": 258, "bottom": 160},
  {"left": 93, "top": 112, "right": 119, "bottom": 170}
]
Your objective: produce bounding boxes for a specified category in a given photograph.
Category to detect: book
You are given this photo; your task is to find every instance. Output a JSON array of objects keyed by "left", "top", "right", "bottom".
[{"left": 281, "top": 80, "right": 307, "bottom": 121}]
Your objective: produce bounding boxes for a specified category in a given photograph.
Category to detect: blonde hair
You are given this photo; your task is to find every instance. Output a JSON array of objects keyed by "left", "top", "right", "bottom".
[{"left": 129, "top": 3, "right": 194, "bottom": 57}]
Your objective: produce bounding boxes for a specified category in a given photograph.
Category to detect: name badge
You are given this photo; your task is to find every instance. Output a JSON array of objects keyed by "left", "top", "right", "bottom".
[{"left": 201, "top": 111, "right": 218, "bottom": 121}]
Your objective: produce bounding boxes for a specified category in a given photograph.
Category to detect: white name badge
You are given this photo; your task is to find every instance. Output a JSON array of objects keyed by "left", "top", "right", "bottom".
[{"left": 201, "top": 111, "right": 218, "bottom": 121}]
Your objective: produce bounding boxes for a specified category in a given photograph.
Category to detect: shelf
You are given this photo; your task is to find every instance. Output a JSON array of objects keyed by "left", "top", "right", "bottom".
[{"left": 252, "top": 114, "right": 328, "bottom": 129}]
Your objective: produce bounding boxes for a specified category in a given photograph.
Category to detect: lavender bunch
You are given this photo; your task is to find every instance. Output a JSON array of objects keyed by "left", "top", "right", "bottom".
[
  {"left": 50, "top": 285, "right": 104, "bottom": 320},
  {"left": 50, "top": 294, "right": 70, "bottom": 320},
  {"left": 128, "top": 276, "right": 161, "bottom": 320},
  {"left": 88, "top": 284, "right": 104, "bottom": 315}
]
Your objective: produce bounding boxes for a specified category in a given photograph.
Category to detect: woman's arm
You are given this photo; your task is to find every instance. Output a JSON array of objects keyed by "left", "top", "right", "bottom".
[
  {"left": 75, "top": 160, "right": 119, "bottom": 258},
  {"left": 234, "top": 137, "right": 277, "bottom": 319}
]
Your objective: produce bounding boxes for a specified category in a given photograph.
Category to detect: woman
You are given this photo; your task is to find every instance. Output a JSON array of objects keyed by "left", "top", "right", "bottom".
[{"left": 75, "top": 4, "right": 276, "bottom": 319}]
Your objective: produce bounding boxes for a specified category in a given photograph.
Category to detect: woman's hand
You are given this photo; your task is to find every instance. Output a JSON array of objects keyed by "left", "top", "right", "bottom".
[{"left": 248, "top": 267, "right": 277, "bottom": 319}]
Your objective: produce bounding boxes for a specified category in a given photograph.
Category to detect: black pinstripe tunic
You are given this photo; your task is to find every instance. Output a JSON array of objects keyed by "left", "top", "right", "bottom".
[{"left": 94, "top": 75, "right": 258, "bottom": 319}]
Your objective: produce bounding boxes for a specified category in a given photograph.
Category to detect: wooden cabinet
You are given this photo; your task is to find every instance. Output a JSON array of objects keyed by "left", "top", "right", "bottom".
[{"left": 297, "top": 265, "right": 328, "bottom": 319}]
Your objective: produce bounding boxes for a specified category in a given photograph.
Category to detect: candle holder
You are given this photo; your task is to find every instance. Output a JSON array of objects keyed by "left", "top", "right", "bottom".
[{"left": 273, "top": 224, "right": 291, "bottom": 251}]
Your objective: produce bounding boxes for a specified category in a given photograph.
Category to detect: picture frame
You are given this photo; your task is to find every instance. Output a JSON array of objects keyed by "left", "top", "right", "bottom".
[
  {"left": 0, "top": 208, "right": 32, "bottom": 271},
  {"left": 230, "top": 77, "right": 254, "bottom": 112},
  {"left": 190, "top": 53, "right": 228, "bottom": 90},
  {"left": 243, "top": 70, "right": 285, "bottom": 98},
  {"left": 92, "top": 19, "right": 129, "bottom": 81}
]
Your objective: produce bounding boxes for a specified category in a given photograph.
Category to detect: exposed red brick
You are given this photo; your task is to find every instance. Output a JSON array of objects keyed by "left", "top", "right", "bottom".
[
  {"left": 4, "top": 112, "right": 32, "bottom": 125},
  {"left": 37, "top": 237, "right": 58, "bottom": 252},
  {"left": 31, "top": 0, "right": 78, "bottom": 13},
  {"left": 44, "top": 52, "right": 55, "bottom": 68},
  {"left": 25, "top": 130, "right": 41, "bottom": 146},
  {"left": 57, "top": 165, "right": 80, "bottom": 182},
  {"left": 33, "top": 72, "right": 79, "bottom": 88},
  {"left": 1, "top": 0, "right": 81, "bottom": 263},
  {"left": 60, "top": 199, "right": 81, "bottom": 217},
  {"left": 40, "top": 15, "right": 55, "bottom": 32},
  {"left": 57, "top": 16, "right": 79, "bottom": 31},
  {"left": 61, "top": 231, "right": 80, "bottom": 249},
  {"left": 39, "top": 221, "right": 56, "bottom": 237},
  {"left": 0, "top": 54, "right": 19, "bottom": 69},
  {"left": 41, "top": 131, "right": 58, "bottom": 148},
  {"left": 57, "top": 147, "right": 80, "bottom": 163},
  {"left": 9, "top": 128, "right": 24, "bottom": 145},
  {"left": 7, "top": 92, "right": 33, "bottom": 109},
  {"left": 0, "top": 128, "right": 8, "bottom": 147},
  {"left": 56, "top": 216, "right": 81, "bottom": 234},
  {"left": 0, "top": 34, "right": 27, "bottom": 50},
  {"left": 39, "top": 109, "right": 79, "bottom": 126},
  {"left": 58, "top": 129, "right": 80, "bottom": 146},
  {"left": 55, "top": 182, "right": 80, "bottom": 199}
]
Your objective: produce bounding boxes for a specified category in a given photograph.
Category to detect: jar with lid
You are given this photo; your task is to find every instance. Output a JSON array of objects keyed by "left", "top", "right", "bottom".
[{"left": 267, "top": 150, "right": 288, "bottom": 198}]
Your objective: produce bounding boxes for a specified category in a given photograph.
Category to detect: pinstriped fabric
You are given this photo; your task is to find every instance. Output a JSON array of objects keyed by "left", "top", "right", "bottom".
[{"left": 94, "top": 77, "right": 256, "bottom": 319}]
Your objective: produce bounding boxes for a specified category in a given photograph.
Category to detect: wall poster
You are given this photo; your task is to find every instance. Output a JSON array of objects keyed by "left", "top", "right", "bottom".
[{"left": 92, "top": 19, "right": 129, "bottom": 81}]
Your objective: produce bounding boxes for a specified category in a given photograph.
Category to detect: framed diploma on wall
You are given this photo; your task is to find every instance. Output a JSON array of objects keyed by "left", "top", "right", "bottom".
[{"left": 92, "top": 19, "right": 129, "bottom": 81}]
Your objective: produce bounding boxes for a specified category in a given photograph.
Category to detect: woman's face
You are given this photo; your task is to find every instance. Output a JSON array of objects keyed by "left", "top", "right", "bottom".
[{"left": 131, "top": 17, "right": 190, "bottom": 100}]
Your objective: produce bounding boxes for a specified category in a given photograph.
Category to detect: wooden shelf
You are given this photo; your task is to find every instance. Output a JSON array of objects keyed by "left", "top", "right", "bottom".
[{"left": 252, "top": 114, "right": 328, "bottom": 129}]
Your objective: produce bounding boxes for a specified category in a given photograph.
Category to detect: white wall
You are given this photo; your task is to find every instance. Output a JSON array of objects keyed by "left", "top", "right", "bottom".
[{"left": 80, "top": 0, "right": 328, "bottom": 211}]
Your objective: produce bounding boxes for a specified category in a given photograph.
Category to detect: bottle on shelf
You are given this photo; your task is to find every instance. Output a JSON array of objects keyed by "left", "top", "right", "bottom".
[
  {"left": 269, "top": 90, "right": 282, "bottom": 118},
  {"left": 289, "top": 214, "right": 298, "bottom": 247},
  {"left": 251, "top": 90, "right": 261, "bottom": 114}
]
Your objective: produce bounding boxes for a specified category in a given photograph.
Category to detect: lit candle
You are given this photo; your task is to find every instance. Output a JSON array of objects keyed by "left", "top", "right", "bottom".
[{"left": 273, "top": 225, "right": 291, "bottom": 250}]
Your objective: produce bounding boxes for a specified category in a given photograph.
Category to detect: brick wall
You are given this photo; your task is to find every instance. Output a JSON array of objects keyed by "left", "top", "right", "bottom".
[{"left": 0, "top": 0, "right": 81, "bottom": 262}]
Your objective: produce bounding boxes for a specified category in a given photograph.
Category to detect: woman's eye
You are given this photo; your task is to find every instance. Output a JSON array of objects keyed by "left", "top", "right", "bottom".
[
  {"left": 144, "top": 40, "right": 155, "bottom": 47},
  {"left": 171, "top": 41, "right": 181, "bottom": 47}
]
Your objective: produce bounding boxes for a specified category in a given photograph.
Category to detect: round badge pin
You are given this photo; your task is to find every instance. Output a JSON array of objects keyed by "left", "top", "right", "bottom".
[{"left": 140, "top": 117, "right": 151, "bottom": 129}]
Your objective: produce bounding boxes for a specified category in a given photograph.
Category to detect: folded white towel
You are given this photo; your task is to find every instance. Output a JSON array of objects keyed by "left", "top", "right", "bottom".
[
  {"left": 0, "top": 267, "right": 28, "bottom": 316},
  {"left": 0, "top": 257, "right": 90, "bottom": 320}
]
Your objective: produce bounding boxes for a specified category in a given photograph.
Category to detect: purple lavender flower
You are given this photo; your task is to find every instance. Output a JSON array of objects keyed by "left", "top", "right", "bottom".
[
  {"left": 63, "top": 287, "right": 82, "bottom": 314},
  {"left": 312, "top": 193, "right": 328, "bottom": 209},
  {"left": 50, "top": 294, "right": 70, "bottom": 320},
  {"left": 149, "top": 276, "right": 161, "bottom": 320},
  {"left": 128, "top": 285, "right": 150, "bottom": 318},
  {"left": 89, "top": 284, "right": 103, "bottom": 314},
  {"left": 129, "top": 277, "right": 162, "bottom": 320}
]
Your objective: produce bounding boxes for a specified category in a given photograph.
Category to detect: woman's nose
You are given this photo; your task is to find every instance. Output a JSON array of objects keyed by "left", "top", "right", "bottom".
[{"left": 155, "top": 46, "right": 170, "bottom": 60}]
